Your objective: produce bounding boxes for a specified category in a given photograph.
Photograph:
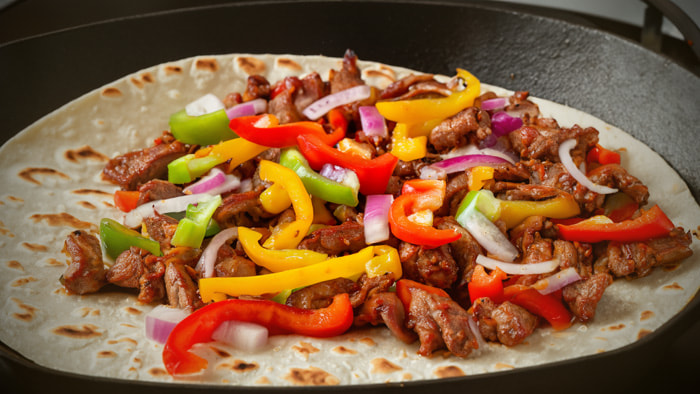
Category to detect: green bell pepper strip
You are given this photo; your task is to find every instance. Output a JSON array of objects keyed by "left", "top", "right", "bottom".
[
  {"left": 169, "top": 109, "right": 237, "bottom": 146},
  {"left": 99, "top": 218, "right": 162, "bottom": 260},
  {"left": 164, "top": 211, "right": 221, "bottom": 237},
  {"left": 279, "top": 148, "right": 360, "bottom": 207},
  {"left": 171, "top": 195, "right": 223, "bottom": 248},
  {"left": 167, "top": 154, "right": 222, "bottom": 184}
]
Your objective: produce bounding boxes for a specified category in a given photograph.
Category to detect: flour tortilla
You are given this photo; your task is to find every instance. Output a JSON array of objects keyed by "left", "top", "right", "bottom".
[{"left": 0, "top": 54, "right": 698, "bottom": 386}]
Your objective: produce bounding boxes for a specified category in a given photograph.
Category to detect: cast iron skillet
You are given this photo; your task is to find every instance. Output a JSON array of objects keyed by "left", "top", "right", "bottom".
[{"left": 1, "top": 1, "right": 698, "bottom": 393}]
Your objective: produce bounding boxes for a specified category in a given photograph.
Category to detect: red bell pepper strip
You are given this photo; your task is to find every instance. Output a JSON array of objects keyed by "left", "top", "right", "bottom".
[
  {"left": 600, "top": 192, "right": 639, "bottom": 223},
  {"left": 396, "top": 279, "right": 450, "bottom": 315},
  {"left": 296, "top": 133, "right": 399, "bottom": 195},
  {"left": 113, "top": 191, "right": 140, "bottom": 213},
  {"left": 230, "top": 114, "right": 345, "bottom": 148},
  {"left": 557, "top": 204, "right": 674, "bottom": 243},
  {"left": 468, "top": 265, "right": 508, "bottom": 304},
  {"left": 163, "top": 293, "right": 353, "bottom": 376},
  {"left": 586, "top": 144, "right": 621, "bottom": 165},
  {"left": 389, "top": 180, "right": 461, "bottom": 248},
  {"left": 503, "top": 285, "right": 572, "bottom": 330}
]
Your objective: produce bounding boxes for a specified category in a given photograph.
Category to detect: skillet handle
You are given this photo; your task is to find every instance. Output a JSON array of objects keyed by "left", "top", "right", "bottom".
[{"left": 641, "top": 0, "right": 700, "bottom": 60}]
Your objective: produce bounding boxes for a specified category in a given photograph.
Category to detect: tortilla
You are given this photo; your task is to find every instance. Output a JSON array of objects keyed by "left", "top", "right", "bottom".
[{"left": 0, "top": 53, "right": 698, "bottom": 386}]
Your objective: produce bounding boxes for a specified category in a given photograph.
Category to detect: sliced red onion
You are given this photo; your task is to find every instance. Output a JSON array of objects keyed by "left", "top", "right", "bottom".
[
  {"left": 491, "top": 111, "right": 523, "bottom": 137},
  {"left": 460, "top": 209, "right": 519, "bottom": 262},
  {"left": 203, "top": 173, "right": 240, "bottom": 196},
  {"left": 443, "top": 144, "right": 517, "bottom": 164},
  {"left": 359, "top": 106, "right": 388, "bottom": 138},
  {"left": 302, "top": 85, "right": 371, "bottom": 120},
  {"left": 123, "top": 193, "right": 215, "bottom": 228},
  {"left": 196, "top": 227, "right": 238, "bottom": 278},
  {"left": 225, "top": 98, "right": 267, "bottom": 119},
  {"left": 476, "top": 255, "right": 560, "bottom": 275},
  {"left": 185, "top": 93, "right": 225, "bottom": 117},
  {"left": 480, "top": 97, "right": 508, "bottom": 112},
  {"left": 212, "top": 320, "right": 269, "bottom": 352},
  {"left": 183, "top": 168, "right": 226, "bottom": 195},
  {"left": 145, "top": 305, "right": 190, "bottom": 344},
  {"left": 559, "top": 139, "right": 618, "bottom": 195},
  {"left": 430, "top": 154, "right": 510, "bottom": 174},
  {"left": 532, "top": 267, "right": 582, "bottom": 295},
  {"left": 364, "top": 194, "right": 393, "bottom": 244},
  {"left": 320, "top": 163, "right": 348, "bottom": 183}
]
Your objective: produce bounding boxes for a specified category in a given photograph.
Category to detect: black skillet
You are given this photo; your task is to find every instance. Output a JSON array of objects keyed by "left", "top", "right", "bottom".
[{"left": 1, "top": 1, "right": 699, "bottom": 393}]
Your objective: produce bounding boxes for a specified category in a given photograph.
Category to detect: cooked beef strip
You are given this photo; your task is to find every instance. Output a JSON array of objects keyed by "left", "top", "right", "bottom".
[
  {"left": 328, "top": 49, "right": 364, "bottom": 94},
  {"left": 285, "top": 278, "right": 358, "bottom": 309},
  {"left": 379, "top": 74, "right": 436, "bottom": 99},
  {"left": 214, "top": 249, "right": 257, "bottom": 278},
  {"left": 268, "top": 89, "right": 302, "bottom": 124},
  {"left": 298, "top": 220, "right": 366, "bottom": 256},
  {"left": 136, "top": 179, "right": 184, "bottom": 206},
  {"left": 294, "top": 72, "right": 326, "bottom": 113},
  {"left": 553, "top": 239, "right": 594, "bottom": 278},
  {"left": 429, "top": 107, "right": 491, "bottom": 152},
  {"left": 60, "top": 230, "right": 107, "bottom": 294},
  {"left": 434, "top": 216, "right": 482, "bottom": 303},
  {"left": 399, "top": 242, "right": 458, "bottom": 289},
  {"left": 390, "top": 81, "right": 452, "bottom": 101},
  {"left": 143, "top": 212, "right": 179, "bottom": 252},
  {"left": 165, "top": 262, "right": 203, "bottom": 311},
  {"left": 508, "top": 124, "right": 598, "bottom": 164},
  {"left": 472, "top": 297, "right": 538, "bottom": 346},
  {"left": 106, "top": 246, "right": 148, "bottom": 288},
  {"left": 348, "top": 273, "right": 396, "bottom": 307},
  {"left": 102, "top": 132, "right": 189, "bottom": 191},
  {"left": 137, "top": 254, "right": 166, "bottom": 304},
  {"left": 562, "top": 273, "right": 613, "bottom": 322},
  {"left": 505, "top": 91, "right": 541, "bottom": 121},
  {"left": 587, "top": 164, "right": 649, "bottom": 206},
  {"left": 213, "top": 188, "right": 274, "bottom": 228},
  {"left": 405, "top": 287, "right": 478, "bottom": 357},
  {"left": 242, "top": 74, "right": 271, "bottom": 102},
  {"left": 354, "top": 292, "right": 418, "bottom": 344}
]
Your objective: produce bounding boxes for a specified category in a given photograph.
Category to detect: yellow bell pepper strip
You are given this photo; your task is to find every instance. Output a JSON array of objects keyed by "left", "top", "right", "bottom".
[
  {"left": 258, "top": 160, "right": 313, "bottom": 250},
  {"left": 279, "top": 148, "right": 360, "bottom": 207},
  {"left": 167, "top": 138, "right": 268, "bottom": 184},
  {"left": 391, "top": 123, "right": 427, "bottom": 161},
  {"left": 337, "top": 138, "right": 373, "bottom": 160},
  {"left": 456, "top": 189, "right": 581, "bottom": 229},
  {"left": 468, "top": 166, "right": 495, "bottom": 191},
  {"left": 199, "top": 245, "right": 402, "bottom": 302},
  {"left": 375, "top": 69, "right": 481, "bottom": 124},
  {"left": 237, "top": 226, "right": 328, "bottom": 272},
  {"left": 259, "top": 183, "right": 292, "bottom": 214},
  {"left": 312, "top": 196, "right": 336, "bottom": 225},
  {"left": 170, "top": 195, "right": 222, "bottom": 248}
]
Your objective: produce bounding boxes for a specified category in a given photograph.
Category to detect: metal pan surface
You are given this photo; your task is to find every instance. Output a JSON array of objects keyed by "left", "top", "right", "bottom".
[{"left": 1, "top": 1, "right": 698, "bottom": 393}]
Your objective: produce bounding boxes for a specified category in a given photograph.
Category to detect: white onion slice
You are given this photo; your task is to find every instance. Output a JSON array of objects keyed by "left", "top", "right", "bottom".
[
  {"left": 364, "top": 194, "right": 393, "bottom": 244},
  {"left": 123, "top": 193, "right": 215, "bottom": 228},
  {"left": 442, "top": 144, "right": 517, "bottom": 164},
  {"left": 212, "top": 320, "right": 269, "bottom": 352},
  {"left": 185, "top": 93, "right": 225, "bottom": 117},
  {"left": 226, "top": 98, "right": 267, "bottom": 119},
  {"left": 196, "top": 227, "right": 238, "bottom": 278},
  {"left": 476, "top": 255, "right": 560, "bottom": 275},
  {"left": 419, "top": 166, "right": 447, "bottom": 180},
  {"left": 467, "top": 313, "right": 486, "bottom": 351},
  {"left": 145, "top": 305, "right": 190, "bottom": 344},
  {"left": 302, "top": 85, "right": 371, "bottom": 120},
  {"left": 459, "top": 209, "right": 519, "bottom": 262},
  {"left": 359, "top": 106, "right": 388, "bottom": 137},
  {"left": 532, "top": 267, "right": 582, "bottom": 294},
  {"left": 559, "top": 139, "right": 618, "bottom": 195}
]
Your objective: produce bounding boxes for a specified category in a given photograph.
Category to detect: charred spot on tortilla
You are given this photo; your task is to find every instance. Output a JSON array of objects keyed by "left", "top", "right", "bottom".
[
  {"left": 124, "top": 306, "right": 142, "bottom": 315},
  {"left": 100, "top": 87, "right": 122, "bottom": 98},
  {"left": 370, "top": 358, "right": 402, "bottom": 374},
  {"left": 195, "top": 58, "right": 219, "bottom": 72},
  {"left": 52, "top": 324, "right": 102, "bottom": 339},
  {"left": 46, "top": 258, "right": 64, "bottom": 267},
  {"left": 236, "top": 56, "right": 266, "bottom": 75},
  {"left": 78, "top": 201, "right": 97, "bottom": 209},
  {"left": 284, "top": 367, "right": 340, "bottom": 386},
  {"left": 217, "top": 360, "right": 259, "bottom": 373},
  {"left": 108, "top": 338, "right": 137, "bottom": 346},
  {"left": 7, "top": 260, "right": 24, "bottom": 270},
  {"left": 209, "top": 346, "right": 231, "bottom": 358},
  {"left": 495, "top": 363, "right": 515, "bottom": 370},
  {"left": 0, "top": 220, "right": 15, "bottom": 237},
  {"left": 434, "top": 365, "right": 465, "bottom": 378},
  {"left": 64, "top": 146, "right": 109, "bottom": 163},
  {"left": 97, "top": 350, "right": 117, "bottom": 358},
  {"left": 292, "top": 341, "right": 320, "bottom": 360},
  {"left": 637, "top": 329, "right": 653, "bottom": 340},
  {"left": 72, "top": 189, "right": 112, "bottom": 196},
  {"left": 30, "top": 213, "right": 96, "bottom": 231},
  {"left": 7, "top": 195, "right": 24, "bottom": 202},
  {"left": 18, "top": 167, "right": 69, "bottom": 185},
  {"left": 22, "top": 242, "right": 47, "bottom": 252},
  {"left": 276, "top": 57, "right": 302, "bottom": 71},
  {"left": 10, "top": 298, "right": 38, "bottom": 322},
  {"left": 148, "top": 367, "right": 168, "bottom": 377},
  {"left": 332, "top": 345, "right": 358, "bottom": 355},
  {"left": 640, "top": 310, "right": 655, "bottom": 321},
  {"left": 164, "top": 65, "right": 183, "bottom": 75},
  {"left": 664, "top": 282, "right": 683, "bottom": 290},
  {"left": 11, "top": 277, "right": 37, "bottom": 287}
]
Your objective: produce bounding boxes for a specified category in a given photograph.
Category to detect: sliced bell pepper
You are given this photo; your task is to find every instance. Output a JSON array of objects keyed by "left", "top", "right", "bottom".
[
  {"left": 162, "top": 293, "right": 353, "bottom": 376},
  {"left": 199, "top": 245, "right": 401, "bottom": 302},
  {"left": 113, "top": 191, "right": 140, "bottom": 213},
  {"left": 259, "top": 183, "right": 292, "bottom": 214},
  {"left": 237, "top": 226, "right": 328, "bottom": 272},
  {"left": 279, "top": 147, "right": 359, "bottom": 207},
  {"left": 456, "top": 189, "right": 581, "bottom": 229},
  {"left": 99, "top": 218, "right": 162, "bottom": 259},
  {"left": 468, "top": 264, "right": 507, "bottom": 304},
  {"left": 601, "top": 192, "right": 638, "bottom": 223},
  {"left": 556, "top": 204, "right": 674, "bottom": 243},
  {"left": 258, "top": 160, "right": 314, "bottom": 250},
  {"left": 391, "top": 123, "right": 428, "bottom": 161},
  {"left": 169, "top": 108, "right": 236, "bottom": 146},
  {"left": 503, "top": 285, "right": 572, "bottom": 330},
  {"left": 337, "top": 138, "right": 373, "bottom": 160},
  {"left": 230, "top": 113, "right": 345, "bottom": 148},
  {"left": 296, "top": 133, "right": 398, "bottom": 195},
  {"left": 586, "top": 144, "right": 621, "bottom": 166},
  {"left": 312, "top": 195, "right": 337, "bottom": 225},
  {"left": 468, "top": 166, "right": 494, "bottom": 191},
  {"left": 388, "top": 179, "right": 461, "bottom": 248},
  {"left": 375, "top": 69, "right": 481, "bottom": 124},
  {"left": 170, "top": 195, "right": 222, "bottom": 248}
]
